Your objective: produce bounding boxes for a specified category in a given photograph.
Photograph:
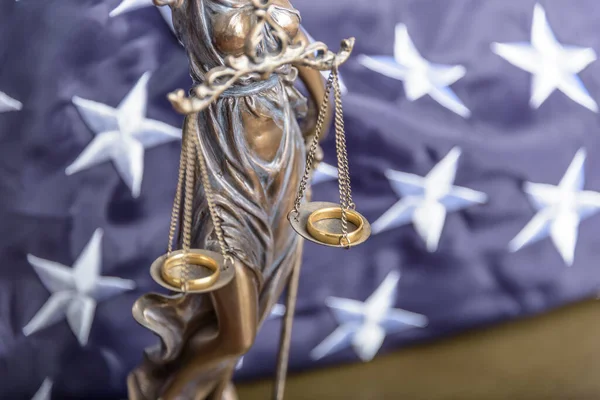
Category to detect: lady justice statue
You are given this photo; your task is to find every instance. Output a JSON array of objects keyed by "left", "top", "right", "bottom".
[{"left": 127, "top": 1, "right": 369, "bottom": 399}]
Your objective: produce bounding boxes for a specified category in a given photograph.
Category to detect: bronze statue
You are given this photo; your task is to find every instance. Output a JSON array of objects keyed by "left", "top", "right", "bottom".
[{"left": 127, "top": 1, "right": 364, "bottom": 399}]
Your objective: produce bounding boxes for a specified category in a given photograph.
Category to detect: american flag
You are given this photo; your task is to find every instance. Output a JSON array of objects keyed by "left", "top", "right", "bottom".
[{"left": 2, "top": 0, "right": 600, "bottom": 398}]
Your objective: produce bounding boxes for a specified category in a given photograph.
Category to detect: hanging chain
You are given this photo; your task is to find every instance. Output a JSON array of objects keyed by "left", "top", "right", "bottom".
[
  {"left": 179, "top": 117, "right": 198, "bottom": 291},
  {"left": 332, "top": 67, "right": 354, "bottom": 211},
  {"left": 182, "top": 123, "right": 197, "bottom": 253},
  {"left": 188, "top": 117, "right": 233, "bottom": 267},
  {"left": 166, "top": 113, "right": 232, "bottom": 292},
  {"left": 290, "top": 72, "right": 335, "bottom": 220},
  {"left": 331, "top": 67, "right": 353, "bottom": 246},
  {"left": 289, "top": 65, "right": 355, "bottom": 247},
  {"left": 167, "top": 118, "right": 189, "bottom": 255}
]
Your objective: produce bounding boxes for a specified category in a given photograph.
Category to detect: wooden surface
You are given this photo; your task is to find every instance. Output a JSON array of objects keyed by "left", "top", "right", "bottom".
[{"left": 237, "top": 299, "right": 600, "bottom": 400}]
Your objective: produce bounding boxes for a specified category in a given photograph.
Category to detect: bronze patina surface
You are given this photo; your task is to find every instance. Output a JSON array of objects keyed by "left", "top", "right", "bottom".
[{"left": 127, "top": 1, "right": 354, "bottom": 399}]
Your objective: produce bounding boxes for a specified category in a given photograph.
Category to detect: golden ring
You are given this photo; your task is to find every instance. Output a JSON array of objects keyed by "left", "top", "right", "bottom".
[
  {"left": 306, "top": 207, "right": 364, "bottom": 246},
  {"left": 161, "top": 252, "right": 220, "bottom": 291}
]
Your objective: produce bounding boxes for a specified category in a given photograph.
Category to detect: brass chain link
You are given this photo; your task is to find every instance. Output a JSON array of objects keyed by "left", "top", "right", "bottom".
[
  {"left": 331, "top": 67, "right": 354, "bottom": 246},
  {"left": 332, "top": 67, "right": 354, "bottom": 210},
  {"left": 166, "top": 113, "right": 232, "bottom": 292},
  {"left": 167, "top": 117, "right": 189, "bottom": 255},
  {"left": 290, "top": 65, "right": 355, "bottom": 247},
  {"left": 180, "top": 118, "right": 197, "bottom": 291},
  {"left": 188, "top": 117, "right": 233, "bottom": 267},
  {"left": 290, "top": 72, "right": 335, "bottom": 219}
]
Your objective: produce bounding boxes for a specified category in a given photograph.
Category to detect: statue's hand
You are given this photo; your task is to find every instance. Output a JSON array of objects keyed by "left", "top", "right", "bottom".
[{"left": 167, "top": 89, "right": 197, "bottom": 115}]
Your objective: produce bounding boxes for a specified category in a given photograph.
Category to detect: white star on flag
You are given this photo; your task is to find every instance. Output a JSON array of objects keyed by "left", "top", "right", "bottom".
[
  {"left": 358, "top": 23, "right": 470, "bottom": 117},
  {"left": 312, "top": 162, "right": 338, "bottom": 185},
  {"left": 22, "top": 229, "right": 136, "bottom": 346},
  {"left": 66, "top": 72, "right": 181, "bottom": 198},
  {"left": 492, "top": 4, "right": 598, "bottom": 112},
  {"left": 110, "top": 0, "right": 153, "bottom": 17},
  {"left": 372, "top": 147, "right": 487, "bottom": 251},
  {"left": 269, "top": 303, "right": 286, "bottom": 318},
  {"left": 311, "top": 271, "right": 427, "bottom": 362},
  {"left": 158, "top": 6, "right": 175, "bottom": 32},
  {"left": 509, "top": 148, "right": 600, "bottom": 266},
  {"left": 110, "top": 0, "right": 174, "bottom": 32},
  {"left": 31, "top": 378, "right": 52, "bottom": 400},
  {"left": 0, "top": 91, "right": 22, "bottom": 112}
]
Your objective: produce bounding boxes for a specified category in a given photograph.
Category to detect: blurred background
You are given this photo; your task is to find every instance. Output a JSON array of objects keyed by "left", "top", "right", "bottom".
[{"left": 1, "top": 0, "right": 600, "bottom": 398}]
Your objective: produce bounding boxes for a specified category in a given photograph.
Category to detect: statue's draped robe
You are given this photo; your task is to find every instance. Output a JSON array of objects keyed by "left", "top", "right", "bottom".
[{"left": 176, "top": 0, "right": 307, "bottom": 321}]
